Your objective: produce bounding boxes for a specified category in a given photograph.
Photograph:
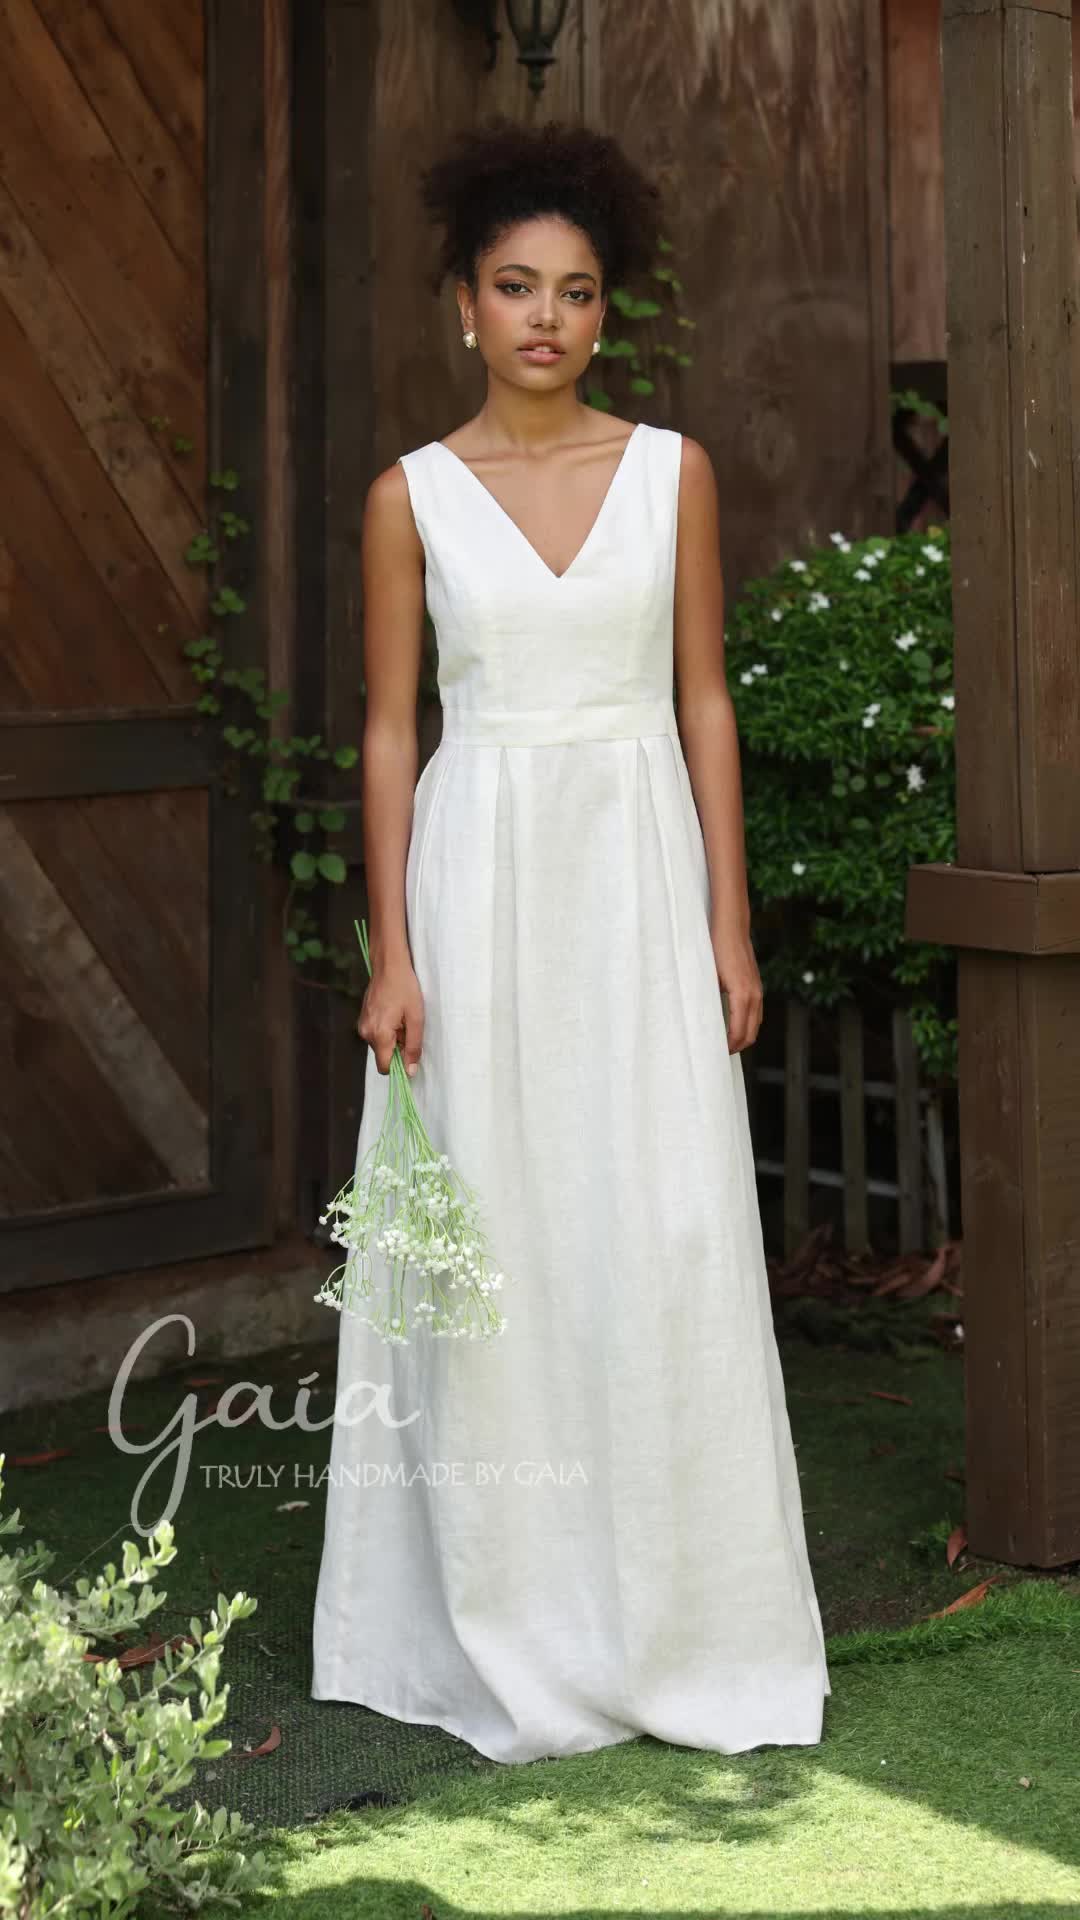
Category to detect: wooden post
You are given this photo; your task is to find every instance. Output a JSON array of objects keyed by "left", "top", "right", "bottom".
[{"left": 905, "top": 0, "right": 1080, "bottom": 1565}]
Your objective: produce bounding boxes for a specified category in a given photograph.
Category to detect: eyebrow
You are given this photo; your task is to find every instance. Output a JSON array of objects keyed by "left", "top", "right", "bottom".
[{"left": 493, "top": 262, "right": 598, "bottom": 283}]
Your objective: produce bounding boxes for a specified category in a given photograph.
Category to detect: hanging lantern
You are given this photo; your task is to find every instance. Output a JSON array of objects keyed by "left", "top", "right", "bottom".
[{"left": 503, "top": 0, "right": 570, "bottom": 96}]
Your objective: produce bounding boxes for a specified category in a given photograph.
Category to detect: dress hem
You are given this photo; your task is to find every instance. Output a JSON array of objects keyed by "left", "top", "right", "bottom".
[{"left": 309, "top": 1677, "right": 827, "bottom": 1767}]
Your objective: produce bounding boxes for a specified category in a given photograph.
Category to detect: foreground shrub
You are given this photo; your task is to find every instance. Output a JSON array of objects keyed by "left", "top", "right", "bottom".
[{"left": 0, "top": 1454, "right": 269, "bottom": 1916}]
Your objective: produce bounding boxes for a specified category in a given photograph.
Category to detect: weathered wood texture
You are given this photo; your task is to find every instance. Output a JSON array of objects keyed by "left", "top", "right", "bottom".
[
  {"left": 886, "top": 0, "right": 947, "bottom": 364},
  {"left": 922, "top": 0, "right": 1080, "bottom": 1565},
  {"left": 593, "top": 0, "right": 894, "bottom": 579},
  {"left": 1, "top": 0, "right": 272, "bottom": 1288}
]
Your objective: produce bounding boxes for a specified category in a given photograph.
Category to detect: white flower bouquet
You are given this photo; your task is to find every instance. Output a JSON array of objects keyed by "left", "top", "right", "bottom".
[{"left": 314, "top": 919, "right": 510, "bottom": 1345}]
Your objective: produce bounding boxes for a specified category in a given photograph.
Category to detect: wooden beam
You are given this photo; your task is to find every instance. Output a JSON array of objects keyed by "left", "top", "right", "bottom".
[
  {"left": 907, "top": 864, "right": 1080, "bottom": 955},
  {"left": 908, "top": 0, "right": 1080, "bottom": 1566},
  {"left": 1, "top": 713, "right": 211, "bottom": 799}
]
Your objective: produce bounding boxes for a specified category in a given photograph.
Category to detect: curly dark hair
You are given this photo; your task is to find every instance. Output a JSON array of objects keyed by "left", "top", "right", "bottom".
[{"left": 418, "top": 118, "right": 663, "bottom": 295}]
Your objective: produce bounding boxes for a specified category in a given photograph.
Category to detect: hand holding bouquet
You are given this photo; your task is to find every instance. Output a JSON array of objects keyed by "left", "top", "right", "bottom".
[{"left": 314, "top": 919, "right": 511, "bottom": 1345}]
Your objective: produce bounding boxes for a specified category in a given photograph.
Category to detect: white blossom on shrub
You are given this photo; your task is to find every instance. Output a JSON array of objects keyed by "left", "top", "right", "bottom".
[{"left": 724, "top": 517, "right": 957, "bottom": 1083}]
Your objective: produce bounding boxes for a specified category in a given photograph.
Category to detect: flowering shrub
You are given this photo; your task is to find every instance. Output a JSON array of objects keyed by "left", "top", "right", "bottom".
[
  {"left": 0, "top": 1457, "right": 269, "bottom": 1916},
  {"left": 724, "top": 523, "right": 958, "bottom": 1084}
]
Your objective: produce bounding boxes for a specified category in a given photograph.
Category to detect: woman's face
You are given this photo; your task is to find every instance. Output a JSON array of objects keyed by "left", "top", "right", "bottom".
[{"left": 459, "top": 214, "right": 605, "bottom": 392}]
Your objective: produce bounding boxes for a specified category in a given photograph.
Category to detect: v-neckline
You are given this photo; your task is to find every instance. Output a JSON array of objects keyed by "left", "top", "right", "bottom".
[{"left": 432, "top": 423, "right": 644, "bottom": 584}]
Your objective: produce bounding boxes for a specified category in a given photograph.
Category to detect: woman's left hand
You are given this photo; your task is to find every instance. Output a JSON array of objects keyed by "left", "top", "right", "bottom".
[{"left": 710, "top": 925, "right": 764, "bottom": 1053}]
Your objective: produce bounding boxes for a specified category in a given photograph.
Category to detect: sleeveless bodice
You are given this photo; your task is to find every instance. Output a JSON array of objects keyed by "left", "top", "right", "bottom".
[{"left": 397, "top": 422, "right": 683, "bottom": 746}]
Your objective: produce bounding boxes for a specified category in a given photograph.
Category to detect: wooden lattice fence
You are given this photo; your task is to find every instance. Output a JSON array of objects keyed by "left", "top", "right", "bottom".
[{"left": 744, "top": 997, "right": 954, "bottom": 1260}]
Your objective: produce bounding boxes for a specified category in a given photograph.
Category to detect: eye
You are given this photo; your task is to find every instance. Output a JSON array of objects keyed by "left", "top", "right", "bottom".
[{"left": 495, "top": 280, "right": 594, "bottom": 302}]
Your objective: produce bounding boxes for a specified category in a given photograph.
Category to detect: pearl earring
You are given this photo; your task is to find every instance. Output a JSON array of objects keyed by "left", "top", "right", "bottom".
[
  {"left": 591, "top": 337, "right": 601, "bottom": 356},
  {"left": 463, "top": 330, "right": 477, "bottom": 349}
]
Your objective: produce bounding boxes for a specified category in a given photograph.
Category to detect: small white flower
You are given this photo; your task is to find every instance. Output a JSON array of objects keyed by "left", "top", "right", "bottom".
[
  {"left": 940, "top": 692, "right": 955, "bottom": 710},
  {"left": 914, "top": 565, "right": 926, "bottom": 577},
  {"left": 770, "top": 607, "right": 784, "bottom": 622},
  {"left": 789, "top": 558, "right": 807, "bottom": 573},
  {"left": 808, "top": 591, "right": 831, "bottom": 612},
  {"left": 836, "top": 540, "right": 852, "bottom": 553},
  {"left": 862, "top": 552, "right": 880, "bottom": 568},
  {"left": 802, "top": 969, "right": 815, "bottom": 984},
  {"left": 739, "top": 670, "right": 755, "bottom": 685},
  {"left": 862, "top": 715, "right": 876, "bottom": 729},
  {"left": 921, "top": 544, "right": 944, "bottom": 563},
  {"left": 854, "top": 568, "right": 872, "bottom": 582},
  {"left": 751, "top": 662, "right": 768, "bottom": 676},
  {"left": 893, "top": 630, "right": 919, "bottom": 651},
  {"left": 829, "top": 531, "right": 847, "bottom": 545},
  {"left": 791, "top": 860, "right": 806, "bottom": 876},
  {"left": 864, "top": 702, "right": 881, "bottom": 716},
  {"left": 906, "top": 764, "right": 925, "bottom": 791},
  {"left": 838, "top": 659, "right": 849, "bottom": 672}
]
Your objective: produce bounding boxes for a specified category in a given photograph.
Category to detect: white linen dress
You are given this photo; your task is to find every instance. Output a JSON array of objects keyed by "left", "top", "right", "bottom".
[{"left": 311, "top": 421, "right": 831, "bottom": 1762}]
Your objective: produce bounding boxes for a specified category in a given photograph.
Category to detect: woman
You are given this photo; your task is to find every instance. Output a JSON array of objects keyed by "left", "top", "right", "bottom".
[{"left": 312, "top": 118, "right": 831, "bottom": 1764}]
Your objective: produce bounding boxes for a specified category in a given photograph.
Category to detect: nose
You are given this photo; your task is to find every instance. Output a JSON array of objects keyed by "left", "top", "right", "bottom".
[{"left": 530, "top": 292, "right": 561, "bottom": 329}]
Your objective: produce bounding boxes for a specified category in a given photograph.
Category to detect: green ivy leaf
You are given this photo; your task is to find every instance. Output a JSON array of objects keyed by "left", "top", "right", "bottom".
[
  {"left": 290, "top": 851, "right": 317, "bottom": 882},
  {"left": 316, "top": 852, "right": 347, "bottom": 884}
]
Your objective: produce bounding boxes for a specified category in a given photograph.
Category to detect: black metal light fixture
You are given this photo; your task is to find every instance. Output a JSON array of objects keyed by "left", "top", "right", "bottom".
[
  {"left": 504, "top": 0, "right": 570, "bottom": 95},
  {"left": 451, "top": 0, "right": 570, "bottom": 96}
]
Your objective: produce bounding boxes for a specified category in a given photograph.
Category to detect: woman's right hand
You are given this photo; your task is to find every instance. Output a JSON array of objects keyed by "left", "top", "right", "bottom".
[{"left": 357, "top": 957, "right": 425, "bottom": 1077}]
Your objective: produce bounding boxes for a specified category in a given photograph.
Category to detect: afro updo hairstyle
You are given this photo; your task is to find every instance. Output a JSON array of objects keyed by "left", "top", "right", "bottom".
[{"left": 418, "top": 118, "right": 663, "bottom": 298}]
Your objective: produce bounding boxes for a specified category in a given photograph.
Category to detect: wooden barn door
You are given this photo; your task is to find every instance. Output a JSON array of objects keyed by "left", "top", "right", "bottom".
[{"left": 0, "top": 0, "right": 272, "bottom": 1291}]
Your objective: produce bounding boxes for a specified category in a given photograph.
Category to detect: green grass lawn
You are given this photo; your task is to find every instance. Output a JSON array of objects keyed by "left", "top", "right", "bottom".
[{"left": 4, "top": 1311, "right": 1079, "bottom": 1917}]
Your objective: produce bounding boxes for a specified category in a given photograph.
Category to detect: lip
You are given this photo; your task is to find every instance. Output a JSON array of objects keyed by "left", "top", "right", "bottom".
[{"left": 517, "top": 343, "right": 564, "bottom": 360}]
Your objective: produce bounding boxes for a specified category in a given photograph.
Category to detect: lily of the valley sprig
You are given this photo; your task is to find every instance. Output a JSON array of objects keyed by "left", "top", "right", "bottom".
[{"left": 314, "top": 918, "right": 510, "bottom": 1344}]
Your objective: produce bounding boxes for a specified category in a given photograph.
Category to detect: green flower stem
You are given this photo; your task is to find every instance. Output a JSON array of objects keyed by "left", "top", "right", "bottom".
[{"left": 314, "top": 919, "right": 510, "bottom": 1343}]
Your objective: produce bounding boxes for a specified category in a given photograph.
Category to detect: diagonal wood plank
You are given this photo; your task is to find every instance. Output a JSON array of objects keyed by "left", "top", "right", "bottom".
[
  {"left": 0, "top": 810, "right": 208, "bottom": 1185},
  {"left": 0, "top": 917, "right": 174, "bottom": 1215},
  {"left": 0, "top": 544, "right": 106, "bottom": 711},
  {"left": 32, "top": 0, "right": 203, "bottom": 275},
  {"left": 16, "top": 788, "right": 210, "bottom": 1106},
  {"left": 0, "top": 296, "right": 201, "bottom": 694},
  {"left": 0, "top": 413, "right": 166, "bottom": 706},
  {"left": 0, "top": 57, "right": 205, "bottom": 454},
  {"left": 0, "top": 181, "right": 205, "bottom": 547},
  {"left": 1, "top": 0, "right": 202, "bottom": 369},
  {"left": 94, "top": 0, "right": 203, "bottom": 182}
]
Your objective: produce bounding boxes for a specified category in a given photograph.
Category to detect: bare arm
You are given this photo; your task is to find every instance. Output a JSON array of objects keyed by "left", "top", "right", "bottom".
[
  {"left": 356, "top": 461, "right": 427, "bottom": 1072},
  {"left": 672, "top": 435, "right": 763, "bottom": 1053},
  {"left": 361, "top": 461, "right": 425, "bottom": 966}
]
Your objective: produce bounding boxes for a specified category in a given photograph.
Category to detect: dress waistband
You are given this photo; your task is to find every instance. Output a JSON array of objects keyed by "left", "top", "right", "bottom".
[{"left": 438, "top": 697, "right": 678, "bottom": 747}]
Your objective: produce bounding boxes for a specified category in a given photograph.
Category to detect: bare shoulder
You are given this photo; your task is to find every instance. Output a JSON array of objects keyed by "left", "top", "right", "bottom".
[
  {"left": 675, "top": 435, "right": 719, "bottom": 531},
  {"left": 365, "top": 458, "right": 412, "bottom": 514},
  {"left": 364, "top": 457, "right": 420, "bottom": 540},
  {"left": 676, "top": 434, "right": 717, "bottom": 492}
]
